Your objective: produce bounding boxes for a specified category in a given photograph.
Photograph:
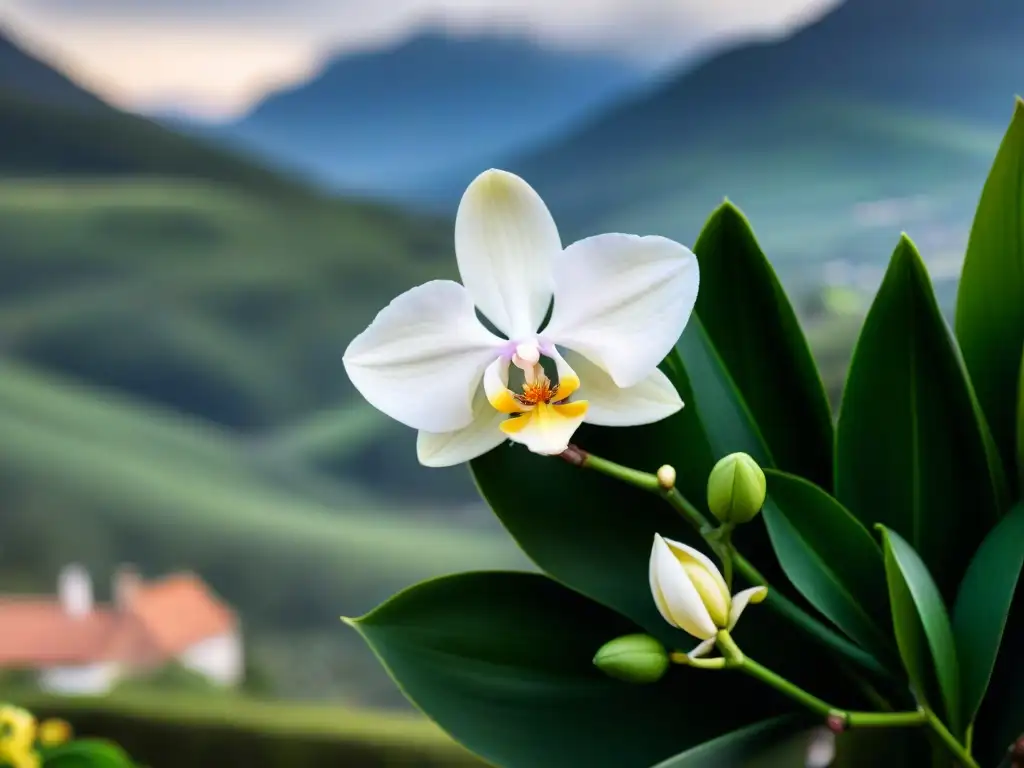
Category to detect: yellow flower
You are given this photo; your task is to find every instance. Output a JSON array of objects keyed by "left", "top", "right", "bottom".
[
  {"left": 1, "top": 750, "right": 40, "bottom": 768},
  {"left": 0, "top": 706, "right": 36, "bottom": 754},
  {"left": 37, "top": 718, "right": 72, "bottom": 747},
  {"left": 0, "top": 705, "right": 39, "bottom": 768}
]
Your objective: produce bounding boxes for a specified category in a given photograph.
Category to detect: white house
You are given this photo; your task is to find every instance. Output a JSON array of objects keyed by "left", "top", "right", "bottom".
[{"left": 0, "top": 564, "right": 243, "bottom": 695}]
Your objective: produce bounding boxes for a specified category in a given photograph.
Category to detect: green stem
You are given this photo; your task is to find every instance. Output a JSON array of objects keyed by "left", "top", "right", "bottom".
[
  {"left": 923, "top": 709, "right": 981, "bottom": 768},
  {"left": 573, "top": 450, "right": 663, "bottom": 494},
  {"left": 566, "top": 447, "right": 890, "bottom": 679},
  {"left": 711, "top": 632, "right": 977, "bottom": 767},
  {"left": 741, "top": 655, "right": 921, "bottom": 727}
]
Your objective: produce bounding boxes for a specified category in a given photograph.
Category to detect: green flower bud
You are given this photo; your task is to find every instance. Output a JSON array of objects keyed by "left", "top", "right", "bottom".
[
  {"left": 707, "top": 452, "right": 766, "bottom": 524},
  {"left": 592, "top": 634, "right": 669, "bottom": 684}
]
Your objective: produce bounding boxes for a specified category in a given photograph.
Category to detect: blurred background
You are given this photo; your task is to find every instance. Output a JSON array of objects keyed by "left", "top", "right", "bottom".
[{"left": 0, "top": 0, "right": 1019, "bottom": 764}]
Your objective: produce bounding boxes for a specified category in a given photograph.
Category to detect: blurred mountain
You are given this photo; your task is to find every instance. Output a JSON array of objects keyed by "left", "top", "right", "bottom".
[
  {"left": 219, "top": 30, "right": 649, "bottom": 198},
  {"left": 0, "top": 27, "right": 325, "bottom": 197},
  {"left": 505, "top": 0, "right": 1023, "bottom": 290},
  {"left": 0, "top": 26, "right": 105, "bottom": 110}
]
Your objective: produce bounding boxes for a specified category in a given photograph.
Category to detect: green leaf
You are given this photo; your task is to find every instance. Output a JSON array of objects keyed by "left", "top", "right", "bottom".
[
  {"left": 955, "top": 99, "right": 1024, "bottom": 498},
  {"left": 42, "top": 740, "right": 136, "bottom": 767},
  {"left": 471, "top": 415, "right": 709, "bottom": 646},
  {"left": 760, "top": 470, "right": 894, "bottom": 667},
  {"left": 669, "top": 323, "right": 787, "bottom": 588},
  {"left": 952, "top": 502, "right": 1024, "bottom": 726},
  {"left": 836, "top": 236, "right": 1004, "bottom": 601},
  {"left": 1018, "top": 348, "right": 1024, "bottom": 491},
  {"left": 470, "top": 356, "right": 849, "bottom": 703},
  {"left": 347, "top": 571, "right": 778, "bottom": 768},
  {"left": 973, "top": 573, "right": 1024, "bottom": 766},
  {"left": 650, "top": 716, "right": 809, "bottom": 767},
  {"left": 471, "top": 325, "right": 786, "bottom": 648},
  {"left": 877, "top": 526, "right": 961, "bottom": 734},
  {"left": 692, "top": 202, "right": 834, "bottom": 490},
  {"left": 653, "top": 719, "right": 932, "bottom": 767}
]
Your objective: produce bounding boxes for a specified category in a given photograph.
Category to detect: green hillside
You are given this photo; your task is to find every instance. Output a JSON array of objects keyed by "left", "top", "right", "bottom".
[
  {"left": 0, "top": 358, "right": 524, "bottom": 615},
  {"left": 0, "top": 170, "right": 518, "bottom": 601},
  {"left": 0, "top": 60, "right": 527, "bottom": 710}
]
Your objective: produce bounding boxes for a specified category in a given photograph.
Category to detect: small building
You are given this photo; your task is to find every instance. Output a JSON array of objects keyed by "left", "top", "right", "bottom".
[{"left": 0, "top": 565, "right": 243, "bottom": 695}]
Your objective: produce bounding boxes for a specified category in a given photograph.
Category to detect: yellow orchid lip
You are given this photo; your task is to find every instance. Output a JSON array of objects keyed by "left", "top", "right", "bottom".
[
  {"left": 481, "top": 345, "right": 589, "bottom": 455},
  {"left": 501, "top": 400, "right": 589, "bottom": 434}
]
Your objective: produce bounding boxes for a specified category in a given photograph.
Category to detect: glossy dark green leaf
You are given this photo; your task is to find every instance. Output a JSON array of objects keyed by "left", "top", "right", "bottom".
[
  {"left": 653, "top": 719, "right": 932, "bottom": 767},
  {"left": 973, "top": 571, "right": 1024, "bottom": 766},
  {"left": 650, "top": 716, "right": 808, "bottom": 767},
  {"left": 877, "top": 526, "right": 961, "bottom": 734},
  {"left": 472, "top": 333, "right": 867, "bottom": 712},
  {"left": 760, "top": 470, "right": 894, "bottom": 667},
  {"left": 953, "top": 502, "right": 1024, "bottom": 726},
  {"left": 669, "top": 323, "right": 788, "bottom": 579},
  {"left": 692, "top": 202, "right": 834, "bottom": 490},
  {"left": 42, "top": 740, "right": 136, "bottom": 767},
  {"left": 1017, "top": 348, "right": 1024, "bottom": 491},
  {"left": 348, "top": 571, "right": 781, "bottom": 768},
  {"left": 472, "top": 412, "right": 709, "bottom": 646},
  {"left": 470, "top": 320, "right": 788, "bottom": 645},
  {"left": 673, "top": 321, "right": 771, "bottom": 466},
  {"left": 955, "top": 99, "right": 1024, "bottom": 498},
  {"left": 836, "top": 235, "right": 1004, "bottom": 601}
]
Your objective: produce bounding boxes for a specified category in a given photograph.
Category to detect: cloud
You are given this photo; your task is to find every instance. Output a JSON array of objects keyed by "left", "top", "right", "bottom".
[{"left": 4, "top": 0, "right": 837, "bottom": 117}]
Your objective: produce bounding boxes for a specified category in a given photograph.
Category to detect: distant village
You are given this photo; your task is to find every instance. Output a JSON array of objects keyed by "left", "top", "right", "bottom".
[{"left": 0, "top": 564, "right": 242, "bottom": 695}]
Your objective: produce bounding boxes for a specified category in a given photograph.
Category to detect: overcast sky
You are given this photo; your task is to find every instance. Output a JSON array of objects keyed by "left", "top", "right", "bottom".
[{"left": 3, "top": 0, "right": 837, "bottom": 119}]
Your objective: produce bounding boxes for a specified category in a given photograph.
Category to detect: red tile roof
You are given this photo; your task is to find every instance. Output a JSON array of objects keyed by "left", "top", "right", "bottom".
[{"left": 0, "top": 572, "right": 236, "bottom": 668}]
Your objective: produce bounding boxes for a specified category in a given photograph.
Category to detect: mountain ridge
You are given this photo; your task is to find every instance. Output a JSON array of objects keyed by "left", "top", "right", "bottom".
[
  {"left": 0, "top": 25, "right": 106, "bottom": 110},
  {"left": 497, "top": 0, "right": 1023, "bottom": 288},
  {"left": 223, "top": 29, "right": 650, "bottom": 196}
]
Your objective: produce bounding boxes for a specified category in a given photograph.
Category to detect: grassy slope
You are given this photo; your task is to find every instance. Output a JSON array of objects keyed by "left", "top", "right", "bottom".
[
  {"left": 15, "top": 690, "right": 484, "bottom": 764},
  {"left": 0, "top": 359, "right": 524, "bottom": 619},
  {"left": 0, "top": 175, "right": 475, "bottom": 494}
]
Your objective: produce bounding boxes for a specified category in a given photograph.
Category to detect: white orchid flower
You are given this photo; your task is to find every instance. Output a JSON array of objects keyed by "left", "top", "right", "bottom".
[
  {"left": 649, "top": 534, "right": 768, "bottom": 658},
  {"left": 343, "top": 169, "right": 699, "bottom": 466}
]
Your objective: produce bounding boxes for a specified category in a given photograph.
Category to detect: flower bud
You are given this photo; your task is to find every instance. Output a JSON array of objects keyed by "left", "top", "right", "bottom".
[
  {"left": 707, "top": 452, "right": 766, "bottom": 524},
  {"left": 592, "top": 634, "right": 669, "bottom": 684},
  {"left": 656, "top": 464, "right": 676, "bottom": 490},
  {"left": 649, "top": 534, "right": 767, "bottom": 642}
]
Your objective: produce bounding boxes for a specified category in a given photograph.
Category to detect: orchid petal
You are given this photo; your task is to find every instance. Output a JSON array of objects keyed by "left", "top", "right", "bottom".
[
  {"left": 688, "top": 637, "right": 718, "bottom": 659},
  {"left": 483, "top": 356, "right": 528, "bottom": 414},
  {"left": 455, "top": 169, "right": 559, "bottom": 338},
  {"left": 416, "top": 386, "right": 510, "bottom": 467},
  {"left": 499, "top": 401, "right": 587, "bottom": 456},
  {"left": 662, "top": 536, "right": 731, "bottom": 609},
  {"left": 343, "top": 280, "right": 503, "bottom": 433},
  {"left": 650, "top": 534, "right": 717, "bottom": 640},
  {"left": 560, "top": 349, "right": 682, "bottom": 426},
  {"left": 544, "top": 234, "right": 699, "bottom": 388},
  {"left": 727, "top": 586, "right": 768, "bottom": 631}
]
